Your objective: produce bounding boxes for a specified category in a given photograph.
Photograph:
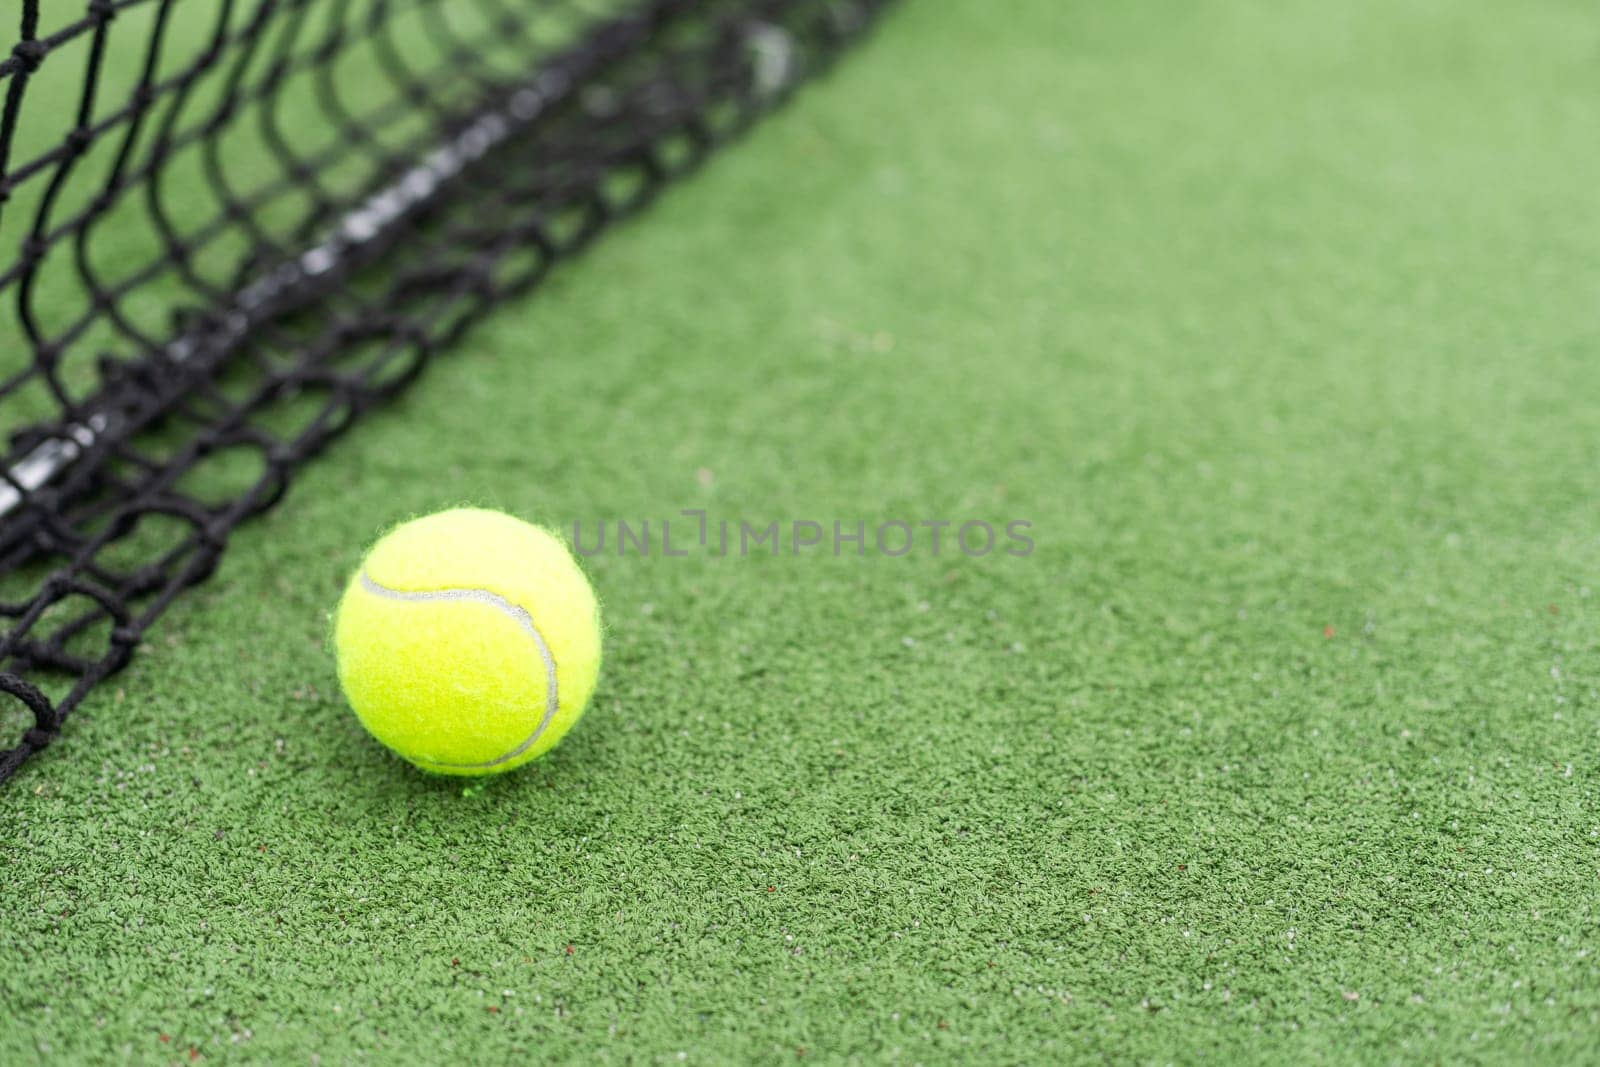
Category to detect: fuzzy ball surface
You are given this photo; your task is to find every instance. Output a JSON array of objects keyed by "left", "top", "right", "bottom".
[{"left": 334, "top": 508, "right": 602, "bottom": 776}]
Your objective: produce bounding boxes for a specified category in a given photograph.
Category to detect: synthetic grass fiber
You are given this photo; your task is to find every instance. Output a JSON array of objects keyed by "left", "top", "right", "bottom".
[{"left": 4, "top": 0, "right": 1600, "bottom": 1062}]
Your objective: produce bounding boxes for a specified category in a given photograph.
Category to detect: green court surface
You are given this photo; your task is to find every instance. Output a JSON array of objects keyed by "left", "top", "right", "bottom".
[{"left": 5, "top": 0, "right": 1600, "bottom": 1062}]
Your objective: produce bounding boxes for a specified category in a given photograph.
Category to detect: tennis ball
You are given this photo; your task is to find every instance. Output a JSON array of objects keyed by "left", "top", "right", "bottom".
[{"left": 333, "top": 508, "right": 601, "bottom": 776}]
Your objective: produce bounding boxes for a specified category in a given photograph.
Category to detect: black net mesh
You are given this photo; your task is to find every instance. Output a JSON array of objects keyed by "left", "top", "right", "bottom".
[{"left": 0, "top": 0, "right": 891, "bottom": 785}]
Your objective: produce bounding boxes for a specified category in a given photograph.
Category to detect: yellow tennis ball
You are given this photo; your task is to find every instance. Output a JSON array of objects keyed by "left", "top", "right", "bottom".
[{"left": 333, "top": 508, "right": 601, "bottom": 776}]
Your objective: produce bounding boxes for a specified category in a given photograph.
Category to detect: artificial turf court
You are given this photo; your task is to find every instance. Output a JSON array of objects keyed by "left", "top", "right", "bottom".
[{"left": 4, "top": 0, "right": 1600, "bottom": 1061}]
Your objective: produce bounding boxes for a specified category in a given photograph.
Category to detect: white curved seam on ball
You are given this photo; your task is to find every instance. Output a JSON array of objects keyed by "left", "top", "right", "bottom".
[{"left": 358, "top": 570, "right": 559, "bottom": 768}]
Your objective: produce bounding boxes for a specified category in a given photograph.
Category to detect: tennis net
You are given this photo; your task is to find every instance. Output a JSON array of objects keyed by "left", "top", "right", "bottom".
[{"left": 0, "top": 0, "right": 891, "bottom": 785}]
